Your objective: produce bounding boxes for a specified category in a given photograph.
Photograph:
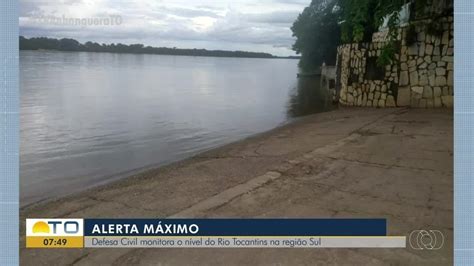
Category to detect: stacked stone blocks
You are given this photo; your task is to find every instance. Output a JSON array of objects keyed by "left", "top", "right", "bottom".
[{"left": 336, "top": 16, "right": 453, "bottom": 108}]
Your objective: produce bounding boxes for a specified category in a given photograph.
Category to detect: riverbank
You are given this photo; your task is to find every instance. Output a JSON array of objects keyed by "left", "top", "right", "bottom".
[{"left": 21, "top": 107, "right": 453, "bottom": 265}]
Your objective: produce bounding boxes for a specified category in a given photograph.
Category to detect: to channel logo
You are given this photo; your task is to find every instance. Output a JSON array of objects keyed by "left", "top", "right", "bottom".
[{"left": 26, "top": 218, "right": 84, "bottom": 248}]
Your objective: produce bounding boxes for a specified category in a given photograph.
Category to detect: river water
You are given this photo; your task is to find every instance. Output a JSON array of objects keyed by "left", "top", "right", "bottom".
[{"left": 20, "top": 51, "right": 333, "bottom": 205}]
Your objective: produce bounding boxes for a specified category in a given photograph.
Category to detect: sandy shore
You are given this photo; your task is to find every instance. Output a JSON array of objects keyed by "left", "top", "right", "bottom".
[{"left": 21, "top": 107, "right": 453, "bottom": 265}]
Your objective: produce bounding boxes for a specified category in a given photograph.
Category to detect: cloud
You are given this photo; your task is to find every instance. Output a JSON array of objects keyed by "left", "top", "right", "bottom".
[
  {"left": 20, "top": 1, "right": 42, "bottom": 17},
  {"left": 159, "top": 6, "right": 223, "bottom": 18},
  {"left": 245, "top": 10, "right": 301, "bottom": 24},
  {"left": 19, "top": 0, "right": 308, "bottom": 56}
]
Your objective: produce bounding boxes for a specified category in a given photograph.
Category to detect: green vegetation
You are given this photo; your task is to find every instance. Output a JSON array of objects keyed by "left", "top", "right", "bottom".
[
  {"left": 340, "top": 0, "right": 406, "bottom": 43},
  {"left": 291, "top": 0, "right": 341, "bottom": 71},
  {"left": 291, "top": 0, "right": 415, "bottom": 69},
  {"left": 19, "top": 36, "right": 278, "bottom": 59}
]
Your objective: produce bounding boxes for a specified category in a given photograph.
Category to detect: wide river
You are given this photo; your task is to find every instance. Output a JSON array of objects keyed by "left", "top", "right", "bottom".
[{"left": 20, "top": 51, "right": 333, "bottom": 205}]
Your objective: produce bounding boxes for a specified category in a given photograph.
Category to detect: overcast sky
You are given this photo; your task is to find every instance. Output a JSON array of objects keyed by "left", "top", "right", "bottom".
[{"left": 20, "top": 0, "right": 311, "bottom": 56}]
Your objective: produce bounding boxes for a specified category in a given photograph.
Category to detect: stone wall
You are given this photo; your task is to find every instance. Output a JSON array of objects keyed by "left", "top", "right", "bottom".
[{"left": 336, "top": 16, "right": 453, "bottom": 108}]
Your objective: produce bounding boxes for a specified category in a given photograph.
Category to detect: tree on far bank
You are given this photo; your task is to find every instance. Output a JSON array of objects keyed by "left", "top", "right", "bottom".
[{"left": 19, "top": 36, "right": 277, "bottom": 59}]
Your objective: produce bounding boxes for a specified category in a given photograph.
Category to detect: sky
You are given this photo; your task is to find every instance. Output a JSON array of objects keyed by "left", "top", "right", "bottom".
[{"left": 19, "top": 0, "right": 311, "bottom": 56}]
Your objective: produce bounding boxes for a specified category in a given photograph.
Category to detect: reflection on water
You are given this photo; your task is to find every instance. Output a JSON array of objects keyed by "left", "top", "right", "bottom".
[
  {"left": 20, "top": 51, "right": 334, "bottom": 205},
  {"left": 287, "top": 76, "right": 336, "bottom": 117}
]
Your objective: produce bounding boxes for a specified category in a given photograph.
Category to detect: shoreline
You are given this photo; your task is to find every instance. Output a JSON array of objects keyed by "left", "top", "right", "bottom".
[
  {"left": 19, "top": 48, "right": 299, "bottom": 60},
  {"left": 20, "top": 111, "right": 309, "bottom": 209}
]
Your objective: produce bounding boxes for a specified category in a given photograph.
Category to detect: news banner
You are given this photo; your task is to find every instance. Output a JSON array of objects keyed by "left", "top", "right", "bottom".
[{"left": 25, "top": 218, "right": 411, "bottom": 248}]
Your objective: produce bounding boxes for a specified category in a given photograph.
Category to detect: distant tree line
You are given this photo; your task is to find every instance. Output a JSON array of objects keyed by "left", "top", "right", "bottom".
[{"left": 19, "top": 36, "right": 280, "bottom": 59}]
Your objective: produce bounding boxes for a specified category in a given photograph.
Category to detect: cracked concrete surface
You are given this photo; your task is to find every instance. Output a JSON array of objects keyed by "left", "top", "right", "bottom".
[{"left": 20, "top": 108, "right": 453, "bottom": 265}]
